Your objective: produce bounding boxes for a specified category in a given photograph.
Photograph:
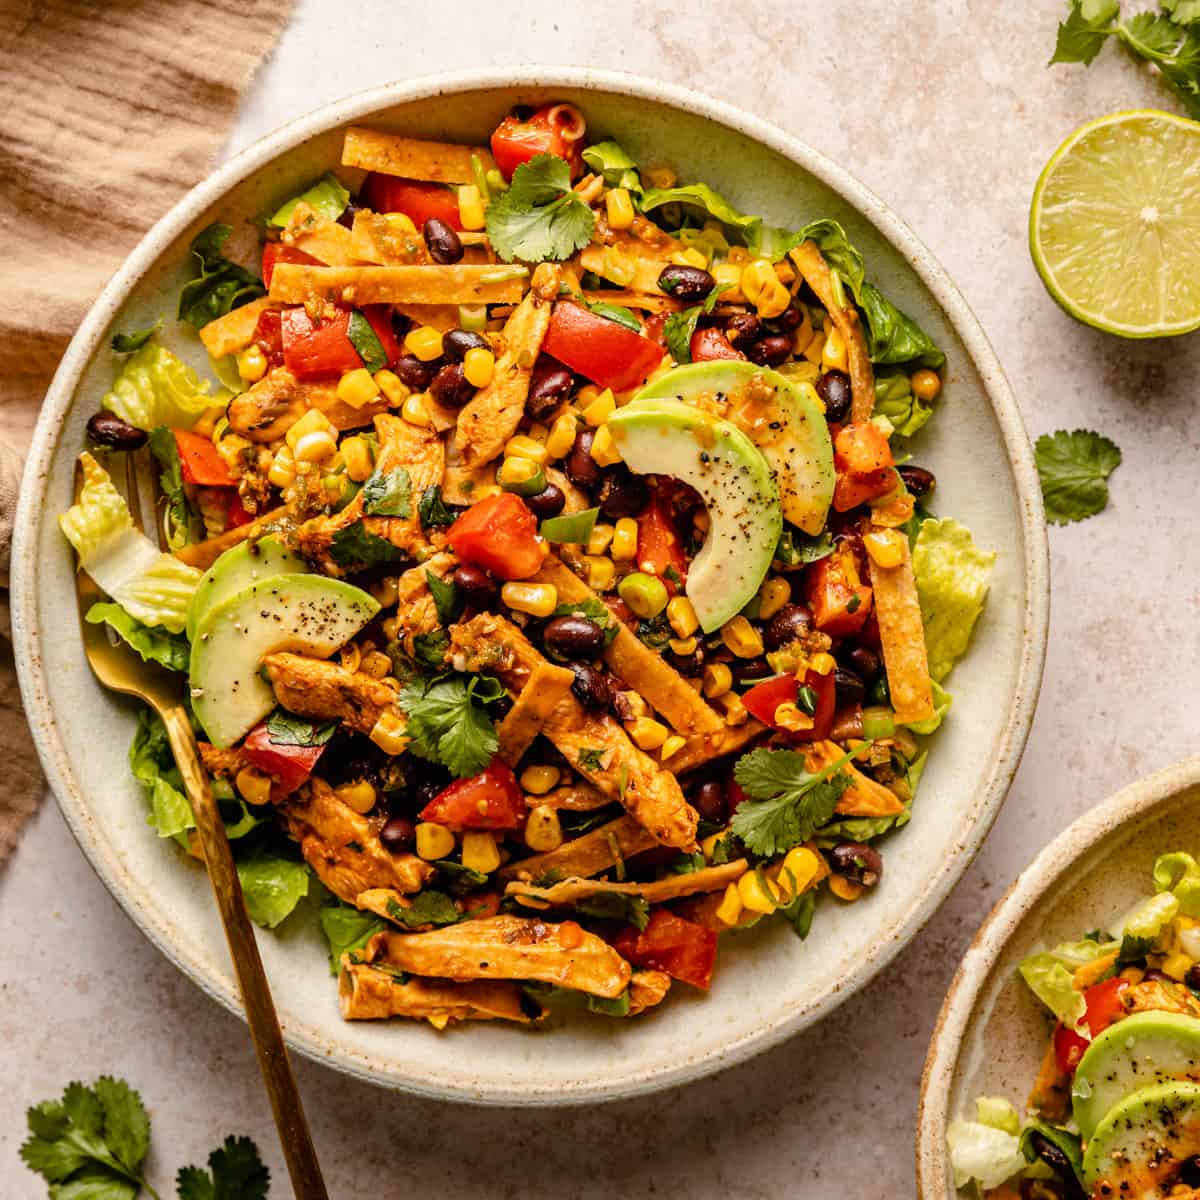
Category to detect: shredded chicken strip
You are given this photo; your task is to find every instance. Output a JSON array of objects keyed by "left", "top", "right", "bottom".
[
  {"left": 498, "top": 816, "right": 658, "bottom": 884},
  {"left": 390, "top": 553, "right": 455, "bottom": 658},
  {"left": 198, "top": 743, "right": 250, "bottom": 779},
  {"left": 496, "top": 660, "right": 577, "bottom": 765},
  {"left": 440, "top": 438, "right": 495, "bottom": 507},
  {"left": 529, "top": 783, "right": 611, "bottom": 811},
  {"left": 262, "top": 653, "right": 400, "bottom": 735},
  {"left": 803, "top": 740, "right": 905, "bottom": 817},
  {"left": 227, "top": 368, "right": 389, "bottom": 443},
  {"left": 339, "top": 963, "right": 535, "bottom": 1024},
  {"left": 507, "top": 859, "right": 748, "bottom": 911},
  {"left": 628, "top": 970, "right": 672, "bottom": 1016}
]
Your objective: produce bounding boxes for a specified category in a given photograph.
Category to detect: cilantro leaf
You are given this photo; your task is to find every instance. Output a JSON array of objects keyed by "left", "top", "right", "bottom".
[
  {"left": 111, "top": 321, "right": 162, "bottom": 354},
  {"left": 574, "top": 892, "right": 650, "bottom": 930},
  {"left": 264, "top": 708, "right": 337, "bottom": 746},
  {"left": 586, "top": 300, "right": 642, "bottom": 331},
  {"left": 774, "top": 529, "right": 834, "bottom": 567},
  {"left": 399, "top": 676, "right": 500, "bottom": 777},
  {"left": 434, "top": 859, "right": 491, "bottom": 892},
  {"left": 576, "top": 747, "right": 608, "bottom": 772},
  {"left": 91, "top": 1078, "right": 150, "bottom": 1175},
  {"left": 486, "top": 154, "right": 595, "bottom": 263},
  {"left": 147, "top": 426, "right": 200, "bottom": 551},
  {"left": 426, "top": 570, "right": 462, "bottom": 626},
  {"left": 85, "top": 603, "right": 190, "bottom": 672},
  {"left": 1035, "top": 429, "right": 1122, "bottom": 525},
  {"left": 1166, "top": 0, "right": 1200, "bottom": 22},
  {"left": 418, "top": 486, "right": 459, "bottom": 529},
  {"left": 662, "top": 283, "right": 731, "bottom": 363},
  {"left": 176, "top": 1134, "right": 269, "bottom": 1200},
  {"left": 328, "top": 522, "right": 405, "bottom": 567},
  {"left": 386, "top": 890, "right": 462, "bottom": 928},
  {"left": 361, "top": 466, "right": 412, "bottom": 518},
  {"left": 1051, "top": 0, "right": 1120, "bottom": 64},
  {"left": 178, "top": 223, "right": 265, "bottom": 330}
]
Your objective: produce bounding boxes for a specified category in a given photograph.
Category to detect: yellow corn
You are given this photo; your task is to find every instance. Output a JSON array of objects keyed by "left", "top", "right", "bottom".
[
  {"left": 645, "top": 166, "right": 676, "bottom": 189},
  {"left": 1163, "top": 952, "right": 1195, "bottom": 982},
  {"left": 822, "top": 326, "right": 848, "bottom": 371},
  {"left": 416, "top": 822, "right": 456, "bottom": 861},
  {"left": 712, "top": 262, "right": 743, "bottom": 290},
  {"left": 668, "top": 637, "right": 698, "bottom": 656},
  {"left": 628, "top": 716, "right": 669, "bottom": 751},
  {"left": 721, "top": 615, "right": 764, "bottom": 658},
  {"left": 235, "top": 767, "right": 272, "bottom": 807},
  {"left": 660, "top": 734, "right": 687, "bottom": 762},
  {"left": 666, "top": 595, "right": 699, "bottom": 638},
  {"left": 427, "top": 1013, "right": 450, "bottom": 1031},
  {"left": 341, "top": 435, "right": 374, "bottom": 483},
  {"left": 589, "top": 424, "right": 622, "bottom": 466},
  {"left": 461, "top": 831, "right": 502, "bottom": 875},
  {"left": 829, "top": 875, "right": 865, "bottom": 902},
  {"left": 779, "top": 847, "right": 823, "bottom": 898},
  {"left": 501, "top": 581, "right": 558, "bottom": 617},
  {"left": 809, "top": 651, "right": 836, "bottom": 676},
  {"left": 236, "top": 344, "right": 268, "bottom": 383},
  {"left": 546, "top": 413, "right": 578, "bottom": 460},
  {"left": 497, "top": 456, "right": 542, "bottom": 489},
  {"left": 739, "top": 259, "right": 777, "bottom": 305},
  {"left": 337, "top": 367, "right": 381, "bottom": 409},
  {"left": 463, "top": 346, "right": 495, "bottom": 388},
  {"left": 575, "top": 384, "right": 601, "bottom": 410},
  {"left": 670, "top": 247, "right": 709, "bottom": 269},
  {"left": 527, "top": 421, "right": 549, "bottom": 443},
  {"left": 911, "top": 368, "right": 942, "bottom": 402},
  {"left": 755, "top": 276, "right": 791, "bottom": 320},
  {"left": 520, "top": 765, "right": 561, "bottom": 796},
  {"left": 715, "top": 882, "right": 744, "bottom": 927},
  {"left": 371, "top": 573, "right": 400, "bottom": 608},
  {"left": 285, "top": 407, "right": 335, "bottom": 449},
  {"left": 369, "top": 710, "right": 409, "bottom": 755},
  {"left": 803, "top": 330, "right": 826, "bottom": 365},
  {"left": 375, "top": 368, "right": 410, "bottom": 406},
  {"left": 863, "top": 528, "right": 905, "bottom": 570},
  {"left": 739, "top": 869, "right": 781, "bottom": 914},
  {"left": 335, "top": 780, "right": 377, "bottom": 814},
  {"left": 504, "top": 435, "right": 549, "bottom": 465},
  {"left": 359, "top": 650, "right": 392, "bottom": 678},
  {"left": 383, "top": 212, "right": 417, "bottom": 234},
  {"left": 401, "top": 391, "right": 432, "bottom": 428},
  {"left": 458, "top": 184, "right": 485, "bottom": 231},
  {"left": 702, "top": 661, "right": 732, "bottom": 699},
  {"left": 757, "top": 578, "right": 791, "bottom": 621},
  {"left": 611, "top": 517, "right": 639, "bottom": 561},
  {"left": 701, "top": 831, "right": 727, "bottom": 859},
  {"left": 293, "top": 429, "right": 337, "bottom": 464},
  {"left": 585, "top": 555, "right": 615, "bottom": 591},
  {"left": 618, "top": 691, "right": 649, "bottom": 721},
  {"left": 587, "top": 523, "right": 614, "bottom": 555},
  {"left": 605, "top": 187, "right": 635, "bottom": 230},
  {"left": 581, "top": 387, "right": 616, "bottom": 427},
  {"left": 720, "top": 692, "right": 749, "bottom": 726},
  {"left": 773, "top": 702, "right": 814, "bottom": 733},
  {"left": 405, "top": 325, "right": 444, "bottom": 362},
  {"left": 268, "top": 445, "right": 296, "bottom": 489},
  {"left": 525, "top": 805, "right": 564, "bottom": 852}
]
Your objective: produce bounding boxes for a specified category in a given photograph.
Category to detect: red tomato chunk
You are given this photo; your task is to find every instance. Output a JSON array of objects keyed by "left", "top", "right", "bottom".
[{"left": 420, "top": 761, "right": 525, "bottom": 831}]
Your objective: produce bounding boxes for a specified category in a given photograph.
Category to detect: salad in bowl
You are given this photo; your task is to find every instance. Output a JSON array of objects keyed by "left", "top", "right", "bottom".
[{"left": 59, "top": 100, "right": 994, "bottom": 1030}]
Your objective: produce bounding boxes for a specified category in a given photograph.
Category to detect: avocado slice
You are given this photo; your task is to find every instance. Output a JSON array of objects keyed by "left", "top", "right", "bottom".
[
  {"left": 635, "top": 361, "right": 834, "bottom": 534},
  {"left": 190, "top": 574, "right": 379, "bottom": 748},
  {"left": 606, "top": 398, "right": 781, "bottom": 633},
  {"left": 1082, "top": 1080, "right": 1200, "bottom": 1195},
  {"left": 185, "top": 536, "right": 308, "bottom": 642},
  {"left": 1074, "top": 1012, "right": 1200, "bottom": 1141}
]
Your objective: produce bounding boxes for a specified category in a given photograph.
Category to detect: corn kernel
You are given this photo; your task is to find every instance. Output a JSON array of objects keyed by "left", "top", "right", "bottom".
[
  {"left": 369, "top": 710, "right": 409, "bottom": 755},
  {"left": 712, "top": 262, "right": 743, "bottom": 290},
  {"left": 721, "top": 615, "right": 764, "bottom": 658},
  {"left": 340, "top": 642, "right": 362, "bottom": 673},
  {"left": 773, "top": 702, "right": 815, "bottom": 733},
  {"left": 335, "top": 780, "right": 377, "bottom": 814},
  {"left": 1163, "top": 952, "right": 1195, "bottom": 982},
  {"left": 337, "top": 367, "right": 381, "bottom": 409},
  {"left": 863, "top": 528, "right": 905, "bottom": 570},
  {"left": 715, "top": 882, "right": 744, "bottom": 926},
  {"left": 285, "top": 407, "right": 335, "bottom": 449},
  {"left": 375, "top": 369, "right": 410, "bottom": 406},
  {"left": 587, "top": 523, "right": 614, "bottom": 555},
  {"left": 660, "top": 734, "right": 687, "bottom": 761},
  {"left": 582, "top": 387, "right": 616, "bottom": 427},
  {"left": 341, "top": 435, "right": 374, "bottom": 482},
  {"left": 585, "top": 555, "right": 615, "bottom": 591},
  {"left": 458, "top": 184, "right": 485, "bottom": 231},
  {"left": 520, "top": 765, "right": 561, "bottom": 796},
  {"left": 383, "top": 212, "right": 418, "bottom": 234},
  {"left": 757, "top": 578, "right": 791, "bottom": 621},
  {"left": 829, "top": 875, "right": 865, "bottom": 902},
  {"left": 526, "top": 422, "right": 549, "bottom": 444},
  {"left": 700, "top": 832, "right": 727, "bottom": 859},
  {"left": 668, "top": 637, "right": 698, "bottom": 656},
  {"left": 822, "top": 325, "right": 848, "bottom": 371},
  {"left": 405, "top": 325, "right": 444, "bottom": 362},
  {"left": 645, "top": 165, "right": 676, "bottom": 189},
  {"left": 739, "top": 869, "right": 781, "bottom": 914},
  {"left": 755, "top": 276, "right": 791, "bottom": 320},
  {"left": 293, "top": 429, "right": 337, "bottom": 463},
  {"left": 545, "top": 413, "right": 578, "bottom": 460},
  {"left": 720, "top": 692, "right": 749, "bottom": 726},
  {"left": 702, "top": 662, "right": 732, "bottom": 699},
  {"left": 575, "top": 384, "right": 602, "bottom": 410},
  {"left": 780, "top": 847, "right": 822, "bottom": 897},
  {"left": 268, "top": 445, "right": 296, "bottom": 489},
  {"left": 618, "top": 691, "right": 650, "bottom": 721},
  {"left": 360, "top": 650, "right": 392, "bottom": 678},
  {"left": 605, "top": 187, "right": 635, "bottom": 230},
  {"left": 501, "top": 581, "right": 558, "bottom": 617},
  {"left": 401, "top": 392, "right": 432, "bottom": 429},
  {"left": 236, "top": 344, "right": 268, "bottom": 383},
  {"left": 611, "top": 517, "right": 639, "bottom": 561},
  {"left": 427, "top": 1013, "right": 450, "bottom": 1031},
  {"left": 739, "top": 259, "right": 776, "bottom": 305},
  {"left": 669, "top": 246, "right": 709, "bottom": 269},
  {"left": 809, "top": 652, "right": 836, "bottom": 676},
  {"left": 525, "top": 805, "right": 564, "bottom": 852},
  {"left": 235, "top": 767, "right": 272, "bottom": 807},
  {"left": 589, "top": 424, "right": 622, "bottom": 466},
  {"left": 504, "top": 434, "right": 549, "bottom": 465},
  {"left": 628, "top": 716, "right": 669, "bottom": 751},
  {"left": 461, "top": 830, "right": 501, "bottom": 875},
  {"left": 497, "top": 456, "right": 543, "bottom": 489},
  {"left": 463, "top": 346, "right": 495, "bottom": 388},
  {"left": 416, "top": 822, "right": 456, "bottom": 861},
  {"left": 911, "top": 368, "right": 942, "bottom": 402},
  {"left": 666, "top": 595, "right": 699, "bottom": 639}
]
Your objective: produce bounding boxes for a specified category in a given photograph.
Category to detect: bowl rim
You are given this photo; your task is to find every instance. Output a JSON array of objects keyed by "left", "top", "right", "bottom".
[
  {"left": 12, "top": 65, "right": 1050, "bottom": 1105},
  {"left": 915, "top": 753, "right": 1200, "bottom": 1195}
]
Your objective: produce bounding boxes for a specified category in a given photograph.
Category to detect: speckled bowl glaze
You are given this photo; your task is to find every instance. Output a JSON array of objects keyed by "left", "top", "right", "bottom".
[
  {"left": 12, "top": 68, "right": 1048, "bottom": 1105},
  {"left": 917, "top": 755, "right": 1200, "bottom": 1196}
]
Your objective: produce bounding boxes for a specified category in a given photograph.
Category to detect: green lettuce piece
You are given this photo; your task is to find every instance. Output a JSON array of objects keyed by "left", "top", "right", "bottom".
[
  {"left": 1154, "top": 852, "right": 1200, "bottom": 917},
  {"left": 975, "top": 1096, "right": 1021, "bottom": 1137},
  {"left": 859, "top": 282, "right": 946, "bottom": 369},
  {"left": 178, "top": 223, "right": 266, "bottom": 330},
  {"left": 101, "top": 342, "right": 217, "bottom": 432},
  {"left": 903, "top": 679, "right": 952, "bottom": 736},
  {"left": 319, "top": 902, "right": 386, "bottom": 974},
  {"left": 130, "top": 707, "right": 193, "bottom": 840},
  {"left": 639, "top": 181, "right": 759, "bottom": 232},
  {"left": 236, "top": 853, "right": 311, "bottom": 929},
  {"left": 269, "top": 171, "right": 350, "bottom": 227},
  {"left": 907, "top": 749, "right": 928, "bottom": 797},
  {"left": 912, "top": 518, "right": 996, "bottom": 683},
  {"left": 580, "top": 141, "right": 642, "bottom": 192},
  {"left": 947, "top": 1118, "right": 1025, "bottom": 1191},
  {"left": 1019, "top": 937, "right": 1119, "bottom": 1026},
  {"left": 85, "top": 603, "right": 189, "bottom": 672},
  {"left": 817, "top": 807, "right": 910, "bottom": 844},
  {"left": 1110, "top": 891, "right": 1179, "bottom": 944},
  {"left": 874, "top": 369, "right": 933, "bottom": 439}
]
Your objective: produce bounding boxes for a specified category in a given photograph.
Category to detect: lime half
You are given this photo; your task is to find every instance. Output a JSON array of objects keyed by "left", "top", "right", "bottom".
[{"left": 1030, "top": 110, "right": 1200, "bottom": 338}]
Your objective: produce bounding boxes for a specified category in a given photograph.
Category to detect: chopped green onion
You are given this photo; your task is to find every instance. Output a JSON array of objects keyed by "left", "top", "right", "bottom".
[
  {"left": 587, "top": 990, "right": 631, "bottom": 1017},
  {"left": 485, "top": 168, "right": 507, "bottom": 193},
  {"left": 540, "top": 506, "right": 599, "bottom": 545},
  {"left": 796, "top": 685, "right": 818, "bottom": 716},
  {"left": 471, "top": 153, "right": 491, "bottom": 204},
  {"left": 861, "top": 706, "right": 895, "bottom": 740},
  {"left": 458, "top": 304, "right": 488, "bottom": 333}
]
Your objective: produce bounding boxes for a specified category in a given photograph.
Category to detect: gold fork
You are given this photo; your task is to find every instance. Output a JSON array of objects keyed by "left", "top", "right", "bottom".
[{"left": 73, "top": 456, "right": 328, "bottom": 1200}]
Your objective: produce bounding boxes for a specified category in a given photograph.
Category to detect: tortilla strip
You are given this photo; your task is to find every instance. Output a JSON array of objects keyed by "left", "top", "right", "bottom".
[
  {"left": 530, "top": 783, "right": 611, "bottom": 811},
  {"left": 669, "top": 720, "right": 764, "bottom": 777},
  {"left": 342, "top": 127, "right": 496, "bottom": 184},
  {"left": 227, "top": 367, "right": 390, "bottom": 443},
  {"left": 496, "top": 660, "right": 578, "bottom": 766},
  {"left": 865, "top": 539, "right": 935, "bottom": 724},
  {"left": 579, "top": 244, "right": 665, "bottom": 293},
  {"left": 369, "top": 915, "right": 631, "bottom": 998},
  {"left": 175, "top": 505, "right": 288, "bottom": 569},
  {"left": 454, "top": 262, "right": 561, "bottom": 468},
  {"left": 789, "top": 240, "right": 875, "bottom": 423},
  {"left": 198, "top": 297, "right": 274, "bottom": 358},
  {"left": 498, "top": 815, "right": 659, "bottom": 884},
  {"left": 507, "top": 859, "right": 748, "bottom": 911},
  {"left": 338, "top": 962, "right": 534, "bottom": 1024},
  {"left": 580, "top": 289, "right": 679, "bottom": 313},
  {"left": 269, "top": 263, "right": 528, "bottom": 307},
  {"left": 347, "top": 210, "right": 425, "bottom": 266},
  {"left": 533, "top": 556, "right": 724, "bottom": 738},
  {"left": 803, "top": 740, "right": 905, "bottom": 818},
  {"left": 281, "top": 204, "right": 366, "bottom": 267}
]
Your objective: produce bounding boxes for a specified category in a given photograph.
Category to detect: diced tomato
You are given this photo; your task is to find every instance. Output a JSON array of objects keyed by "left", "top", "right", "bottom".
[
  {"left": 833, "top": 469, "right": 895, "bottom": 512},
  {"left": 642, "top": 312, "right": 669, "bottom": 348},
  {"left": 542, "top": 302, "right": 664, "bottom": 394},
  {"left": 173, "top": 430, "right": 234, "bottom": 487},
  {"left": 261, "top": 243, "right": 321, "bottom": 289},
  {"left": 805, "top": 547, "right": 873, "bottom": 637},
  {"left": 1052, "top": 1023, "right": 1089, "bottom": 1075},
  {"left": 612, "top": 910, "right": 718, "bottom": 990},
  {"left": 636, "top": 500, "right": 687, "bottom": 591},
  {"left": 832, "top": 422, "right": 896, "bottom": 512},
  {"left": 252, "top": 307, "right": 285, "bottom": 368},
  {"left": 419, "top": 760, "right": 525, "bottom": 831},
  {"left": 1052, "top": 976, "right": 1130, "bottom": 1074},
  {"left": 447, "top": 492, "right": 547, "bottom": 581},
  {"left": 490, "top": 104, "right": 585, "bottom": 180},
  {"left": 741, "top": 669, "right": 835, "bottom": 742},
  {"left": 361, "top": 174, "right": 463, "bottom": 230},
  {"left": 226, "top": 493, "right": 253, "bottom": 529},
  {"left": 741, "top": 674, "right": 797, "bottom": 727},
  {"left": 361, "top": 305, "right": 403, "bottom": 368},
  {"left": 689, "top": 326, "right": 745, "bottom": 362},
  {"left": 727, "top": 778, "right": 748, "bottom": 815},
  {"left": 242, "top": 725, "right": 325, "bottom": 800},
  {"left": 280, "top": 306, "right": 363, "bottom": 381}
]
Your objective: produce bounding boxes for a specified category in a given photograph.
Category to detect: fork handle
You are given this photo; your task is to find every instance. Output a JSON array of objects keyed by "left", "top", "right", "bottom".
[{"left": 161, "top": 706, "right": 329, "bottom": 1200}]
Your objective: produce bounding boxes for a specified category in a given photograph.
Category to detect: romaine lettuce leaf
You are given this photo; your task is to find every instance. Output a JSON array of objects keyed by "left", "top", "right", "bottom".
[
  {"left": 639, "top": 181, "right": 759, "bottom": 232},
  {"left": 1154, "top": 852, "right": 1200, "bottom": 917},
  {"left": 85, "top": 602, "right": 189, "bottom": 672},
  {"left": 1019, "top": 937, "right": 1119, "bottom": 1025},
  {"left": 947, "top": 1118, "right": 1025, "bottom": 1190},
  {"left": 903, "top": 679, "right": 952, "bottom": 735},
  {"left": 101, "top": 342, "right": 217, "bottom": 432},
  {"left": 236, "top": 853, "right": 311, "bottom": 929},
  {"left": 178, "top": 223, "right": 266, "bottom": 330},
  {"left": 859, "top": 282, "right": 946, "bottom": 369},
  {"left": 319, "top": 901, "right": 386, "bottom": 974},
  {"left": 580, "top": 141, "right": 642, "bottom": 193},
  {"left": 912, "top": 518, "right": 996, "bottom": 683},
  {"left": 269, "top": 171, "right": 350, "bottom": 227},
  {"left": 875, "top": 369, "right": 933, "bottom": 439},
  {"left": 130, "top": 707, "right": 193, "bottom": 840},
  {"left": 975, "top": 1096, "right": 1021, "bottom": 1136},
  {"left": 1109, "top": 891, "right": 1179, "bottom": 944}
]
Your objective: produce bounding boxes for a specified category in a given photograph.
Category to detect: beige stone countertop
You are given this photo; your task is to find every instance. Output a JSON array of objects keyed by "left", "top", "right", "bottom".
[{"left": 4, "top": 2, "right": 1199, "bottom": 1196}]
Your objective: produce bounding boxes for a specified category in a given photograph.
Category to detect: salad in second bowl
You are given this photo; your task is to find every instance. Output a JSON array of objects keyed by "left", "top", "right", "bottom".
[{"left": 59, "top": 101, "right": 994, "bottom": 1030}]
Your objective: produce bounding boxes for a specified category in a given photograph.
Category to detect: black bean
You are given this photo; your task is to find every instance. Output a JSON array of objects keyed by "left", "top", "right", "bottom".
[
  {"left": 746, "top": 334, "right": 793, "bottom": 367},
  {"left": 453, "top": 563, "right": 498, "bottom": 608},
  {"left": 393, "top": 354, "right": 438, "bottom": 391},
  {"left": 526, "top": 356, "right": 574, "bottom": 421},
  {"left": 764, "top": 603, "right": 813, "bottom": 650},
  {"left": 725, "top": 312, "right": 763, "bottom": 348},
  {"left": 86, "top": 411, "right": 147, "bottom": 450},
  {"left": 544, "top": 615, "right": 605, "bottom": 661},
  {"left": 767, "top": 302, "right": 805, "bottom": 334},
  {"left": 525, "top": 483, "right": 566, "bottom": 519},
  {"left": 657, "top": 264, "right": 716, "bottom": 303},
  {"left": 816, "top": 369, "right": 852, "bottom": 423},
  {"left": 665, "top": 646, "right": 705, "bottom": 677},
  {"left": 846, "top": 645, "right": 881, "bottom": 683},
  {"left": 569, "top": 662, "right": 612, "bottom": 710},
  {"left": 430, "top": 362, "right": 475, "bottom": 408},
  {"left": 597, "top": 468, "right": 649, "bottom": 519},
  {"left": 692, "top": 780, "right": 727, "bottom": 824},
  {"left": 1181, "top": 1158, "right": 1200, "bottom": 1191},
  {"left": 829, "top": 842, "right": 883, "bottom": 887},
  {"left": 897, "top": 464, "right": 936, "bottom": 497},
  {"left": 380, "top": 816, "right": 416, "bottom": 854},
  {"left": 442, "top": 328, "right": 490, "bottom": 362},
  {"left": 412, "top": 776, "right": 447, "bottom": 810},
  {"left": 337, "top": 200, "right": 364, "bottom": 230},
  {"left": 423, "top": 217, "right": 464, "bottom": 265},
  {"left": 1187, "top": 965, "right": 1200, "bottom": 992},
  {"left": 565, "top": 427, "right": 603, "bottom": 488},
  {"left": 834, "top": 668, "right": 866, "bottom": 707},
  {"left": 732, "top": 656, "right": 774, "bottom": 685},
  {"left": 1027, "top": 1133, "right": 1074, "bottom": 1182}
]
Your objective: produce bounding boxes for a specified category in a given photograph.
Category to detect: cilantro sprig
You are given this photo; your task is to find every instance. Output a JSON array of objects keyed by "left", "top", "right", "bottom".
[
  {"left": 485, "top": 154, "right": 595, "bottom": 263},
  {"left": 1035, "top": 428, "right": 1122, "bottom": 525},
  {"left": 662, "top": 283, "right": 731, "bottom": 363},
  {"left": 398, "top": 674, "right": 505, "bottom": 777}
]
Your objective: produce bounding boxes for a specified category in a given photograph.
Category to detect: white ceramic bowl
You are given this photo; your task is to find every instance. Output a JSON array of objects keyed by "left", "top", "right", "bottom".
[
  {"left": 917, "top": 755, "right": 1200, "bottom": 1196},
  {"left": 12, "top": 68, "right": 1049, "bottom": 1105}
]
